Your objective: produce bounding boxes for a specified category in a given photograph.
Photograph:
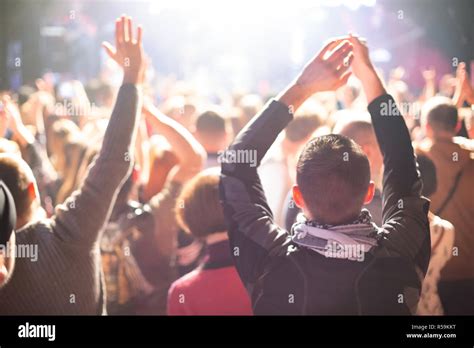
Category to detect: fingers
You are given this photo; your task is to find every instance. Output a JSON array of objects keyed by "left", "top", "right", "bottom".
[
  {"left": 116, "top": 18, "right": 123, "bottom": 46},
  {"left": 336, "top": 52, "right": 354, "bottom": 76},
  {"left": 457, "top": 62, "right": 466, "bottom": 75},
  {"left": 120, "top": 15, "right": 126, "bottom": 43},
  {"left": 102, "top": 41, "right": 116, "bottom": 59},
  {"left": 348, "top": 33, "right": 367, "bottom": 48},
  {"left": 117, "top": 16, "right": 141, "bottom": 44},
  {"left": 327, "top": 41, "right": 353, "bottom": 67},
  {"left": 126, "top": 16, "right": 132, "bottom": 42},
  {"left": 318, "top": 36, "right": 350, "bottom": 59},
  {"left": 136, "top": 25, "right": 143, "bottom": 45}
]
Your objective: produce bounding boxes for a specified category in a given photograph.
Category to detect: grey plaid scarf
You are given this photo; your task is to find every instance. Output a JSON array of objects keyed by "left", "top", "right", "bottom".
[{"left": 291, "top": 209, "right": 380, "bottom": 262}]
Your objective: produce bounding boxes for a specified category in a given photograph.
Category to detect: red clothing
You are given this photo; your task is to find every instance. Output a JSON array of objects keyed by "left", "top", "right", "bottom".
[{"left": 167, "top": 240, "right": 252, "bottom": 315}]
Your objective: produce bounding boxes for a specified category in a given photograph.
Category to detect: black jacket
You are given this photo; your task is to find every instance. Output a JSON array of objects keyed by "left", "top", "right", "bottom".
[{"left": 219, "top": 94, "right": 431, "bottom": 315}]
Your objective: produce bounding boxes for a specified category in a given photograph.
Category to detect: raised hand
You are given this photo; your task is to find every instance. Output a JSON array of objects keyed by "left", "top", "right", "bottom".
[
  {"left": 2, "top": 96, "right": 23, "bottom": 132},
  {"left": 296, "top": 38, "right": 353, "bottom": 94},
  {"left": 1, "top": 95, "right": 35, "bottom": 146},
  {"left": 278, "top": 37, "right": 353, "bottom": 110},
  {"left": 102, "top": 15, "right": 145, "bottom": 85},
  {"left": 454, "top": 62, "right": 474, "bottom": 106},
  {"left": 347, "top": 34, "right": 374, "bottom": 80},
  {"left": 348, "top": 34, "right": 385, "bottom": 103}
]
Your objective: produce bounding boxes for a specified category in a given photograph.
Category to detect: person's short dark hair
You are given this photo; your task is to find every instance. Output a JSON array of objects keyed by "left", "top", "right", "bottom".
[
  {"left": 424, "top": 97, "right": 458, "bottom": 133},
  {"left": 296, "top": 134, "right": 370, "bottom": 225},
  {"left": 416, "top": 154, "right": 437, "bottom": 197},
  {"left": 175, "top": 169, "right": 227, "bottom": 238},
  {"left": 195, "top": 111, "right": 227, "bottom": 135},
  {"left": 285, "top": 115, "right": 321, "bottom": 143}
]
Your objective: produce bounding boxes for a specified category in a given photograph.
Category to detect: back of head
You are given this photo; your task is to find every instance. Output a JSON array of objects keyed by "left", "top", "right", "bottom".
[
  {"left": 0, "top": 154, "right": 34, "bottom": 222},
  {"left": 285, "top": 115, "right": 321, "bottom": 143},
  {"left": 416, "top": 154, "right": 437, "bottom": 197},
  {"left": 196, "top": 111, "right": 227, "bottom": 136},
  {"left": 195, "top": 111, "right": 229, "bottom": 154},
  {"left": 296, "top": 134, "right": 370, "bottom": 225},
  {"left": 176, "top": 168, "right": 226, "bottom": 239},
  {"left": 422, "top": 96, "right": 458, "bottom": 136},
  {"left": 334, "top": 118, "right": 374, "bottom": 146}
]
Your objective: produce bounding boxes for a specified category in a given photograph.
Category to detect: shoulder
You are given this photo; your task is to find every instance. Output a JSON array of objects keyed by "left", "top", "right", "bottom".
[
  {"left": 16, "top": 219, "right": 54, "bottom": 243},
  {"left": 169, "top": 269, "right": 202, "bottom": 293},
  {"left": 453, "top": 136, "right": 474, "bottom": 152}
]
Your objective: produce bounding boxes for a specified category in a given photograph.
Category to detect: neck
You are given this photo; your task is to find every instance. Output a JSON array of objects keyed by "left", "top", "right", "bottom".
[{"left": 431, "top": 133, "right": 454, "bottom": 142}]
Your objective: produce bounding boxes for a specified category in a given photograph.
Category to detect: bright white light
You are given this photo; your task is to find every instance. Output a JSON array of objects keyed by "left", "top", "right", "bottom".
[
  {"left": 149, "top": 0, "right": 376, "bottom": 15},
  {"left": 371, "top": 48, "right": 392, "bottom": 63}
]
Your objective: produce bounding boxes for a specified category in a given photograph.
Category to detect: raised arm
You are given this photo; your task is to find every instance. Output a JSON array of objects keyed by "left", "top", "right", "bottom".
[
  {"left": 349, "top": 35, "right": 430, "bottom": 271},
  {"left": 219, "top": 38, "right": 353, "bottom": 285},
  {"left": 1, "top": 96, "right": 58, "bottom": 183},
  {"left": 453, "top": 62, "right": 474, "bottom": 108},
  {"left": 53, "top": 16, "right": 145, "bottom": 245},
  {"left": 143, "top": 99, "right": 206, "bottom": 182},
  {"left": 137, "top": 96, "right": 205, "bottom": 261}
]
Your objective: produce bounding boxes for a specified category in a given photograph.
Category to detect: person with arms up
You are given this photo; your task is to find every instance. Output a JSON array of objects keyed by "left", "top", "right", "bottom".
[
  {"left": 219, "top": 35, "right": 430, "bottom": 314},
  {"left": 0, "top": 15, "right": 146, "bottom": 314}
]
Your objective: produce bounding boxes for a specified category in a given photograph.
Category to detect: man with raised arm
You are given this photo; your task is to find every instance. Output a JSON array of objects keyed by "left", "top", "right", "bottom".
[
  {"left": 0, "top": 15, "right": 145, "bottom": 314},
  {"left": 219, "top": 36, "right": 430, "bottom": 315}
]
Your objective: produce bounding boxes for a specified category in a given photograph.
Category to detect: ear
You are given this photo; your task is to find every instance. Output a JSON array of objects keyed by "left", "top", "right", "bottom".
[
  {"left": 363, "top": 181, "right": 375, "bottom": 205},
  {"left": 425, "top": 122, "right": 433, "bottom": 137},
  {"left": 26, "top": 182, "right": 37, "bottom": 202},
  {"left": 361, "top": 144, "right": 371, "bottom": 157},
  {"left": 292, "top": 185, "right": 306, "bottom": 209}
]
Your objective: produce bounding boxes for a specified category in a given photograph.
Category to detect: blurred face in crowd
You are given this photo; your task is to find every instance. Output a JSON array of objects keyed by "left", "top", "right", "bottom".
[
  {"left": 439, "top": 74, "right": 456, "bottom": 97},
  {"left": 48, "top": 119, "right": 82, "bottom": 176}
]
